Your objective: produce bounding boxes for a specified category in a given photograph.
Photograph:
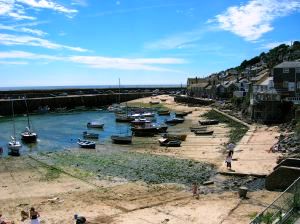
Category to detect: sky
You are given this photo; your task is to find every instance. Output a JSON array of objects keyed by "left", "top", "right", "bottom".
[{"left": 0, "top": 0, "right": 300, "bottom": 87}]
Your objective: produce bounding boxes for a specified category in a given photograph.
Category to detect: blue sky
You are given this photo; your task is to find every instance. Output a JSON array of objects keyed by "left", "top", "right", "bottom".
[{"left": 0, "top": 0, "right": 300, "bottom": 87}]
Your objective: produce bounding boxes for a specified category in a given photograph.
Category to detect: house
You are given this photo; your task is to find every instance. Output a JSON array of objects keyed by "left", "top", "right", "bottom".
[
  {"left": 216, "top": 81, "right": 238, "bottom": 99},
  {"left": 188, "top": 82, "right": 209, "bottom": 97},
  {"left": 273, "top": 61, "right": 300, "bottom": 98}
]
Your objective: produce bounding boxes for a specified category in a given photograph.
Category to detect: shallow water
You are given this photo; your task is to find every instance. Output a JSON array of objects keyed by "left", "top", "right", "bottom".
[{"left": 0, "top": 110, "right": 172, "bottom": 156}]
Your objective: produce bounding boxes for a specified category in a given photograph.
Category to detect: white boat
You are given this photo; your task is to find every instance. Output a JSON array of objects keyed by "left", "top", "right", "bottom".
[
  {"left": 77, "top": 138, "right": 96, "bottom": 149},
  {"left": 8, "top": 100, "right": 22, "bottom": 156},
  {"left": 21, "top": 98, "right": 38, "bottom": 143},
  {"left": 8, "top": 136, "right": 22, "bottom": 156},
  {"left": 142, "top": 112, "right": 155, "bottom": 117},
  {"left": 87, "top": 122, "right": 104, "bottom": 128}
]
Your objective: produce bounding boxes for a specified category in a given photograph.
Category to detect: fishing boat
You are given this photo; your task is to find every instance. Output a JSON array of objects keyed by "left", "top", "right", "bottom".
[
  {"left": 8, "top": 100, "right": 22, "bottom": 156},
  {"left": 133, "top": 131, "right": 155, "bottom": 137},
  {"left": 161, "top": 133, "right": 187, "bottom": 141},
  {"left": 175, "top": 111, "right": 191, "bottom": 117},
  {"left": 82, "top": 131, "right": 99, "bottom": 139},
  {"left": 111, "top": 135, "right": 132, "bottom": 144},
  {"left": 142, "top": 112, "right": 155, "bottom": 117},
  {"left": 21, "top": 98, "right": 37, "bottom": 143},
  {"left": 131, "top": 118, "right": 151, "bottom": 125},
  {"left": 149, "top": 100, "right": 160, "bottom": 105},
  {"left": 154, "top": 124, "right": 168, "bottom": 133},
  {"left": 165, "top": 117, "right": 184, "bottom": 124},
  {"left": 115, "top": 114, "right": 134, "bottom": 122},
  {"left": 157, "top": 110, "right": 170, "bottom": 116},
  {"left": 190, "top": 126, "right": 208, "bottom": 132},
  {"left": 77, "top": 138, "right": 96, "bottom": 149},
  {"left": 158, "top": 138, "right": 181, "bottom": 147},
  {"left": 87, "top": 122, "right": 104, "bottom": 128},
  {"left": 199, "top": 119, "right": 219, "bottom": 125},
  {"left": 194, "top": 130, "right": 214, "bottom": 135}
]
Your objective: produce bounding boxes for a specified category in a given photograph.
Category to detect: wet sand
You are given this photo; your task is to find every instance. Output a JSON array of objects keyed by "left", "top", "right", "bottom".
[{"left": 0, "top": 95, "right": 281, "bottom": 224}]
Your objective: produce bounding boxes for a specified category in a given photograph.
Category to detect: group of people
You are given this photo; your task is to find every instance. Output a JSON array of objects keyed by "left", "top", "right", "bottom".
[
  {"left": 1, "top": 209, "right": 87, "bottom": 224},
  {"left": 1, "top": 207, "right": 39, "bottom": 224}
]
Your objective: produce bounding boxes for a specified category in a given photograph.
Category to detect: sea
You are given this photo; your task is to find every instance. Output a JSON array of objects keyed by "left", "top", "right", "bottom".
[
  {"left": 0, "top": 109, "right": 174, "bottom": 156},
  {"left": 0, "top": 84, "right": 185, "bottom": 91}
]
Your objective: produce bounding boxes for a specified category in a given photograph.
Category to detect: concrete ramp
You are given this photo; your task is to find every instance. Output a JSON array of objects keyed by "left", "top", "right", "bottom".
[{"left": 266, "top": 158, "right": 300, "bottom": 190}]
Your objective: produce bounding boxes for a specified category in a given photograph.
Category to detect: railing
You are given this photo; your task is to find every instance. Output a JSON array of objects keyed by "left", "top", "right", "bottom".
[{"left": 250, "top": 177, "right": 300, "bottom": 224}]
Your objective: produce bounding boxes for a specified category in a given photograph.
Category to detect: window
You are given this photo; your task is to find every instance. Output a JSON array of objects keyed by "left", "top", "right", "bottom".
[
  {"left": 297, "top": 82, "right": 300, "bottom": 89},
  {"left": 288, "top": 82, "right": 295, "bottom": 91},
  {"left": 283, "top": 81, "right": 289, "bottom": 88},
  {"left": 296, "top": 68, "right": 300, "bottom": 73},
  {"left": 283, "top": 68, "right": 289, "bottom": 73}
]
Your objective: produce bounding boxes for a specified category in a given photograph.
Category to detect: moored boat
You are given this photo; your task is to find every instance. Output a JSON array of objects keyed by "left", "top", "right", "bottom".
[
  {"left": 111, "top": 135, "right": 132, "bottom": 144},
  {"left": 194, "top": 130, "right": 214, "bottom": 135},
  {"left": 199, "top": 119, "right": 219, "bottom": 125},
  {"left": 77, "top": 138, "right": 96, "bottom": 149},
  {"left": 158, "top": 138, "right": 181, "bottom": 147},
  {"left": 21, "top": 98, "right": 38, "bottom": 143},
  {"left": 8, "top": 100, "right": 22, "bottom": 156},
  {"left": 83, "top": 131, "right": 99, "bottom": 139},
  {"left": 131, "top": 118, "right": 151, "bottom": 125},
  {"left": 157, "top": 110, "right": 170, "bottom": 116},
  {"left": 165, "top": 117, "right": 184, "bottom": 124},
  {"left": 149, "top": 100, "right": 160, "bottom": 105},
  {"left": 175, "top": 111, "right": 191, "bottom": 117},
  {"left": 161, "top": 133, "right": 187, "bottom": 141},
  {"left": 87, "top": 122, "right": 104, "bottom": 128},
  {"left": 8, "top": 136, "right": 22, "bottom": 156},
  {"left": 190, "top": 126, "right": 208, "bottom": 132}
]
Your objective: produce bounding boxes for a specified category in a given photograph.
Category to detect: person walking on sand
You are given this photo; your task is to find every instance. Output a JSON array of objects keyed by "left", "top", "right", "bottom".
[
  {"left": 227, "top": 142, "right": 235, "bottom": 157},
  {"left": 192, "top": 182, "right": 198, "bottom": 196},
  {"left": 29, "top": 207, "right": 40, "bottom": 224},
  {"left": 225, "top": 155, "right": 232, "bottom": 170}
]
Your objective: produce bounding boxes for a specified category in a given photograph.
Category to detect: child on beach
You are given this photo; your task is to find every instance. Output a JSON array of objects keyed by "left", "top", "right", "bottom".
[{"left": 225, "top": 155, "right": 232, "bottom": 170}]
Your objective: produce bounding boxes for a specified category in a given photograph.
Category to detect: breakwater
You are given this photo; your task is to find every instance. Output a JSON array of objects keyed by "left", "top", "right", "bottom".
[{"left": 0, "top": 92, "right": 152, "bottom": 115}]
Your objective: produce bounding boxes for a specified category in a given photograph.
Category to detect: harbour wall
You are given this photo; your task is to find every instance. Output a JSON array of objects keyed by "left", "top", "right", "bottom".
[{"left": 0, "top": 92, "right": 152, "bottom": 116}]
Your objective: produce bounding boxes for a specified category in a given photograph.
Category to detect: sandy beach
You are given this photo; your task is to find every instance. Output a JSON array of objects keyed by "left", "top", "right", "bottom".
[{"left": 0, "top": 95, "right": 281, "bottom": 224}]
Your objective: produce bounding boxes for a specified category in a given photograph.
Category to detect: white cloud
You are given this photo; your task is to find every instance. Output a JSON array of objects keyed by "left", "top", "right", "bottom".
[
  {"left": 0, "top": 50, "right": 61, "bottom": 60},
  {"left": 214, "top": 0, "right": 300, "bottom": 41},
  {"left": 0, "top": 60, "right": 28, "bottom": 64},
  {"left": 145, "top": 28, "right": 213, "bottom": 50},
  {"left": 0, "top": 24, "right": 47, "bottom": 36},
  {"left": 259, "top": 41, "right": 292, "bottom": 49},
  {"left": 0, "top": 0, "right": 77, "bottom": 20},
  {"left": 16, "top": 0, "right": 77, "bottom": 14},
  {"left": 69, "top": 56, "right": 186, "bottom": 72},
  {"left": 0, "top": 33, "right": 88, "bottom": 52},
  {"left": 0, "top": 50, "right": 186, "bottom": 72},
  {"left": 71, "top": 0, "right": 88, "bottom": 7}
]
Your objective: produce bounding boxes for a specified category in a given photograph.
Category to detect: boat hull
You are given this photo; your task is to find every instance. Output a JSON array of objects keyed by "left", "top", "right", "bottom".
[
  {"left": 194, "top": 130, "right": 214, "bottom": 135},
  {"left": 199, "top": 120, "right": 219, "bottom": 125},
  {"left": 8, "top": 142, "right": 21, "bottom": 156},
  {"left": 111, "top": 136, "right": 132, "bottom": 144},
  {"left": 21, "top": 133, "right": 37, "bottom": 143}
]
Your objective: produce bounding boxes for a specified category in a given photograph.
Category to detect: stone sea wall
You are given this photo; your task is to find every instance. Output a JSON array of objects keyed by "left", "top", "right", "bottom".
[{"left": 0, "top": 92, "right": 152, "bottom": 115}]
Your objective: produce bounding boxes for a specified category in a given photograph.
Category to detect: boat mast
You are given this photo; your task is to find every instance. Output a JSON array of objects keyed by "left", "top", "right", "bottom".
[
  {"left": 24, "top": 96, "right": 31, "bottom": 130},
  {"left": 11, "top": 100, "right": 16, "bottom": 139},
  {"left": 118, "top": 78, "right": 121, "bottom": 104}
]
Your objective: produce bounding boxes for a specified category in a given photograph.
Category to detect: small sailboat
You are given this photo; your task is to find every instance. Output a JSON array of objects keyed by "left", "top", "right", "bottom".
[
  {"left": 21, "top": 98, "right": 37, "bottom": 143},
  {"left": 8, "top": 100, "right": 22, "bottom": 156}
]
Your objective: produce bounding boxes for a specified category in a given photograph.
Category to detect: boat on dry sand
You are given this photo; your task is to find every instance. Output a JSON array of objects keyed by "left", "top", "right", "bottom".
[
  {"left": 199, "top": 119, "right": 219, "bottom": 125},
  {"left": 159, "top": 138, "right": 181, "bottom": 147}
]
